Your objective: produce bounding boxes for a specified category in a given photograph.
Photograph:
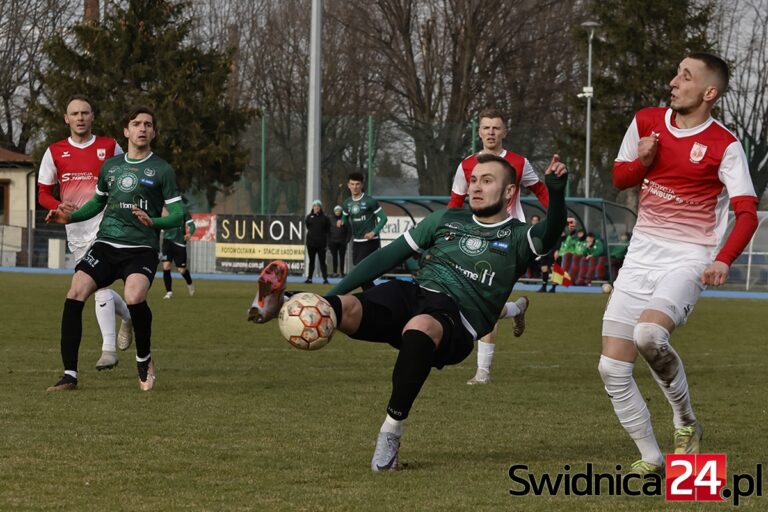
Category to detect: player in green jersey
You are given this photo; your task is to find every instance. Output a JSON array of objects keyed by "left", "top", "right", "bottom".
[
  {"left": 250, "top": 153, "right": 567, "bottom": 470},
  {"left": 161, "top": 203, "right": 196, "bottom": 299},
  {"left": 45, "top": 106, "right": 184, "bottom": 392},
  {"left": 338, "top": 172, "right": 388, "bottom": 289}
]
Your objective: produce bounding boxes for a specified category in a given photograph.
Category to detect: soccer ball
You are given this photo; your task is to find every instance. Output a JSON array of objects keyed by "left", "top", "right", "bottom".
[
  {"left": 601, "top": 283, "right": 613, "bottom": 294},
  {"left": 278, "top": 293, "right": 337, "bottom": 350}
]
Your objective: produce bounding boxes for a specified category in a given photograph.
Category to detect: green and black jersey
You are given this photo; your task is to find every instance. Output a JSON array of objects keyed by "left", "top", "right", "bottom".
[
  {"left": 95, "top": 153, "right": 181, "bottom": 251},
  {"left": 164, "top": 206, "right": 194, "bottom": 246},
  {"left": 342, "top": 193, "right": 385, "bottom": 241},
  {"left": 404, "top": 208, "right": 538, "bottom": 339}
]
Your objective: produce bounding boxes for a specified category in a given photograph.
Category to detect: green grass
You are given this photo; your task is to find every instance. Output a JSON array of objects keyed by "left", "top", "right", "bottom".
[{"left": 0, "top": 272, "right": 765, "bottom": 511}]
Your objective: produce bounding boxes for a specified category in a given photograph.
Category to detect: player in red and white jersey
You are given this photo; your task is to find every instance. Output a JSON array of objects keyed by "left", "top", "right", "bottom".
[
  {"left": 37, "top": 95, "right": 133, "bottom": 371},
  {"left": 450, "top": 109, "right": 557, "bottom": 386},
  {"left": 599, "top": 54, "right": 758, "bottom": 476}
]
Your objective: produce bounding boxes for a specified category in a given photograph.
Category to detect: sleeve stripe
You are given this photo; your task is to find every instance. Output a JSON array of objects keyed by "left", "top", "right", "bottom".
[
  {"left": 526, "top": 227, "right": 544, "bottom": 256},
  {"left": 165, "top": 196, "right": 182, "bottom": 205},
  {"left": 96, "top": 188, "right": 107, "bottom": 196},
  {"left": 404, "top": 231, "right": 423, "bottom": 253},
  {"left": 373, "top": 207, "right": 382, "bottom": 214}
]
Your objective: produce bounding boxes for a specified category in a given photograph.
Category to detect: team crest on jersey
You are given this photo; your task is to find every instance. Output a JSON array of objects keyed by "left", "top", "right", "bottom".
[
  {"left": 117, "top": 173, "right": 138, "bottom": 192},
  {"left": 97, "top": 148, "right": 106, "bottom": 160},
  {"left": 144, "top": 168, "right": 156, "bottom": 177},
  {"left": 351, "top": 204, "right": 361, "bottom": 215},
  {"left": 497, "top": 228, "right": 512, "bottom": 238},
  {"left": 459, "top": 235, "right": 488, "bottom": 256},
  {"left": 689, "top": 142, "right": 707, "bottom": 163}
]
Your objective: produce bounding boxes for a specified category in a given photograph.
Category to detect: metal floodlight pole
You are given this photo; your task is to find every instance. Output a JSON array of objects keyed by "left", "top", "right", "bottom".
[
  {"left": 581, "top": 20, "right": 599, "bottom": 199},
  {"left": 305, "top": 0, "right": 322, "bottom": 215}
]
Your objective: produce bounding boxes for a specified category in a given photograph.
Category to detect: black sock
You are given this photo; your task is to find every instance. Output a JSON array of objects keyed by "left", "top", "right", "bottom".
[
  {"left": 61, "top": 298, "right": 85, "bottom": 372},
  {"left": 387, "top": 329, "right": 435, "bottom": 421},
  {"left": 128, "top": 301, "right": 153, "bottom": 359},
  {"left": 182, "top": 271, "right": 193, "bottom": 285},
  {"left": 542, "top": 272, "right": 549, "bottom": 284},
  {"left": 163, "top": 269, "right": 172, "bottom": 292},
  {"left": 323, "top": 295, "right": 343, "bottom": 327}
]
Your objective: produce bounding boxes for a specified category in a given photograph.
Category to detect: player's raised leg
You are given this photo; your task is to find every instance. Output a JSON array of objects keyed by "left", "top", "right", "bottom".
[
  {"left": 94, "top": 287, "right": 132, "bottom": 370},
  {"left": 248, "top": 260, "right": 289, "bottom": 323}
]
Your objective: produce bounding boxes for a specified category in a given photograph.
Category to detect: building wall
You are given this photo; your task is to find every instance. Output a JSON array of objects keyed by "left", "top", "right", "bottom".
[{"left": 0, "top": 167, "right": 34, "bottom": 228}]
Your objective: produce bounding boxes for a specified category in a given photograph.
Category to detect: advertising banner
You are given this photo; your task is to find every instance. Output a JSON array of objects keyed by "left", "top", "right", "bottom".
[{"left": 215, "top": 214, "right": 305, "bottom": 273}]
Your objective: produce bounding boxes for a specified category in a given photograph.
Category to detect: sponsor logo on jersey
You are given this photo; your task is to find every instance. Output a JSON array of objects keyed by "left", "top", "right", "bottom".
[
  {"left": 689, "top": 142, "right": 707, "bottom": 163},
  {"left": 60, "top": 172, "right": 97, "bottom": 183},
  {"left": 452, "top": 260, "right": 496, "bottom": 286},
  {"left": 443, "top": 231, "right": 457, "bottom": 241},
  {"left": 140, "top": 178, "right": 155, "bottom": 186},
  {"left": 459, "top": 235, "right": 488, "bottom": 256},
  {"left": 117, "top": 173, "right": 139, "bottom": 193},
  {"left": 144, "top": 168, "right": 155, "bottom": 177},
  {"left": 61, "top": 151, "right": 70, "bottom": 158},
  {"left": 497, "top": 228, "right": 512, "bottom": 238},
  {"left": 97, "top": 148, "right": 106, "bottom": 160},
  {"left": 490, "top": 240, "right": 509, "bottom": 254}
]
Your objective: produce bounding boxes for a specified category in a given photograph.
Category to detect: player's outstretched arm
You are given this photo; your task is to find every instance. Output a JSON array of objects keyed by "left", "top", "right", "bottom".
[
  {"left": 329, "top": 237, "right": 414, "bottom": 295},
  {"left": 47, "top": 193, "right": 106, "bottom": 224},
  {"left": 529, "top": 155, "right": 568, "bottom": 254},
  {"left": 147, "top": 201, "right": 184, "bottom": 229}
]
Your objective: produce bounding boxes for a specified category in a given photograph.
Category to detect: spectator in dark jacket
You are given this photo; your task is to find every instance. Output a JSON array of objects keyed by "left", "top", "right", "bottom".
[
  {"left": 328, "top": 205, "right": 350, "bottom": 277},
  {"left": 305, "top": 199, "right": 330, "bottom": 284}
]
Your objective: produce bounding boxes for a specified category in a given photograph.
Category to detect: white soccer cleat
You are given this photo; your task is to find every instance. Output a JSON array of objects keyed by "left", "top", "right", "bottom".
[
  {"left": 371, "top": 431, "right": 401, "bottom": 472},
  {"left": 95, "top": 351, "right": 118, "bottom": 371},
  {"left": 163, "top": 291, "right": 173, "bottom": 300},
  {"left": 466, "top": 369, "right": 491, "bottom": 385},
  {"left": 187, "top": 283, "right": 195, "bottom": 296}
]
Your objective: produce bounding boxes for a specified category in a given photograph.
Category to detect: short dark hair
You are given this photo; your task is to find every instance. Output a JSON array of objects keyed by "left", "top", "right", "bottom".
[
  {"left": 348, "top": 172, "right": 365, "bottom": 182},
  {"left": 123, "top": 105, "right": 157, "bottom": 128},
  {"left": 478, "top": 108, "right": 506, "bottom": 124},
  {"left": 66, "top": 94, "right": 92, "bottom": 111},
  {"left": 688, "top": 52, "right": 729, "bottom": 96},
  {"left": 475, "top": 153, "right": 517, "bottom": 185}
]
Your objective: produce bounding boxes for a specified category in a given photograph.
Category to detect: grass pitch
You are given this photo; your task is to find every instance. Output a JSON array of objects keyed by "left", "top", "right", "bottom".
[{"left": 0, "top": 272, "right": 765, "bottom": 511}]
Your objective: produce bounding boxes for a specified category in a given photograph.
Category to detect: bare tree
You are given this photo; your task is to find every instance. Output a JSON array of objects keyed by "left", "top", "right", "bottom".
[
  {"left": 341, "top": 0, "right": 578, "bottom": 194},
  {"left": 0, "top": 0, "right": 78, "bottom": 153},
  {"left": 717, "top": 0, "right": 768, "bottom": 199}
]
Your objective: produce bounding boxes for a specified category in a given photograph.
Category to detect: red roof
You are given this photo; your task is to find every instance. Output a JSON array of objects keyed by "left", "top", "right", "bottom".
[{"left": 0, "top": 147, "right": 33, "bottom": 162}]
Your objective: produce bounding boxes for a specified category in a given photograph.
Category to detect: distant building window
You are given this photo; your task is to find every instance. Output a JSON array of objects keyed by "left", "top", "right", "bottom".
[{"left": 0, "top": 181, "right": 8, "bottom": 224}]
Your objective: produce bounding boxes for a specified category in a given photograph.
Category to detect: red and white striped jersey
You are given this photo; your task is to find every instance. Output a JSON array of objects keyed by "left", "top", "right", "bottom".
[
  {"left": 615, "top": 107, "right": 756, "bottom": 249},
  {"left": 448, "top": 149, "right": 549, "bottom": 220},
  {"left": 38, "top": 135, "right": 123, "bottom": 242}
]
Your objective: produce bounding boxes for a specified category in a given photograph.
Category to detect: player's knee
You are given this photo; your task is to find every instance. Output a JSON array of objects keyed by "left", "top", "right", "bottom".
[
  {"left": 336, "top": 295, "right": 362, "bottom": 334},
  {"left": 598, "top": 355, "right": 633, "bottom": 392},
  {"left": 633, "top": 322, "right": 670, "bottom": 357},
  {"left": 94, "top": 288, "right": 113, "bottom": 303},
  {"left": 402, "top": 315, "right": 442, "bottom": 346}
]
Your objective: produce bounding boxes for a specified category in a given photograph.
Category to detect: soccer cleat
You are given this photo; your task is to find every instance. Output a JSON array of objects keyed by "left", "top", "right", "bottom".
[
  {"left": 537, "top": 285, "right": 547, "bottom": 293},
  {"left": 187, "top": 283, "right": 195, "bottom": 296},
  {"left": 137, "top": 358, "right": 156, "bottom": 391},
  {"left": 371, "top": 431, "right": 401, "bottom": 472},
  {"left": 117, "top": 318, "right": 134, "bottom": 351},
  {"left": 163, "top": 291, "right": 173, "bottom": 300},
  {"left": 248, "top": 260, "right": 289, "bottom": 324},
  {"left": 466, "top": 369, "right": 491, "bottom": 385},
  {"left": 47, "top": 374, "right": 78, "bottom": 391},
  {"left": 674, "top": 422, "right": 704, "bottom": 454},
  {"left": 95, "top": 350, "right": 119, "bottom": 371},
  {"left": 512, "top": 296, "right": 529, "bottom": 337},
  {"left": 628, "top": 459, "right": 665, "bottom": 477}
]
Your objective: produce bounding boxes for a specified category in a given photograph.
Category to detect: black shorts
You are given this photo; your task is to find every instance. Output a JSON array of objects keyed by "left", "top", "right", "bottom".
[
  {"left": 161, "top": 240, "right": 188, "bottom": 267},
  {"left": 351, "top": 280, "right": 474, "bottom": 369},
  {"left": 76, "top": 242, "right": 158, "bottom": 289},
  {"left": 352, "top": 239, "right": 380, "bottom": 265},
  {"left": 538, "top": 251, "right": 555, "bottom": 266}
]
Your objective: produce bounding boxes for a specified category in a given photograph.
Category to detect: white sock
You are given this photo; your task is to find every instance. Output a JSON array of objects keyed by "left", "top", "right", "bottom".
[
  {"left": 111, "top": 289, "right": 131, "bottom": 321},
  {"left": 136, "top": 353, "right": 151, "bottom": 363},
  {"left": 634, "top": 322, "right": 696, "bottom": 429},
  {"left": 598, "top": 355, "right": 663, "bottom": 466},
  {"left": 381, "top": 414, "right": 403, "bottom": 436},
  {"left": 500, "top": 301, "right": 521, "bottom": 319},
  {"left": 64, "top": 370, "right": 78, "bottom": 379},
  {"left": 476, "top": 340, "right": 495, "bottom": 373},
  {"left": 94, "top": 288, "right": 117, "bottom": 352}
]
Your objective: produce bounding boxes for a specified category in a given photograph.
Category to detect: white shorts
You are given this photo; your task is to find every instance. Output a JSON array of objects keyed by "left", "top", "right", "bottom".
[
  {"left": 68, "top": 239, "right": 96, "bottom": 264},
  {"left": 602, "top": 231, "right": 713, "bottom": 340}
]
